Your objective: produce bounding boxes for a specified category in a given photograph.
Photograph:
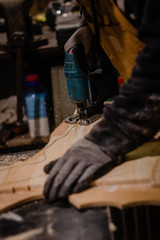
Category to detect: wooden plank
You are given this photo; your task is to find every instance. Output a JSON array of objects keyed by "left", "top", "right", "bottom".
[
  {"left": 0, "top": 121, "right": 97, "bottom": 212},
  {"left": 0, "top": 189, "right": 43, "bottom": 214},
  {"left": 69, "top": 187, "right": 160, "bottom": 209},
  {"left": 0, "top": 123, "right": 75, "bottom": 193},
  {"left": 0, "top": 120, "right": 160, "bottom": 213},
  {"left": 69, "top": 156, "right": 160, "bottom": 209},
  {"left": 95, "top": 156, "right": 160, "bottom": 187}
]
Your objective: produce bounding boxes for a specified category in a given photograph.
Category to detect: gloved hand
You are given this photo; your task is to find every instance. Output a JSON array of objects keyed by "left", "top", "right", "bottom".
[{"left": 43, "top": 138, "right": 114, "bottom": 201}]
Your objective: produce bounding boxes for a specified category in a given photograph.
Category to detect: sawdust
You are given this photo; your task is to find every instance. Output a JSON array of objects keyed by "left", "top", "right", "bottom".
[{"left": 0, "top": 150, "right": 39, "bottom": 167}]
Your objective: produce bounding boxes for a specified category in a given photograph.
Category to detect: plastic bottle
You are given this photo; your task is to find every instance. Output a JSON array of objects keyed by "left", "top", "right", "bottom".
[{"left": 24, "top": 74, "right": 50, "bottom": 138}]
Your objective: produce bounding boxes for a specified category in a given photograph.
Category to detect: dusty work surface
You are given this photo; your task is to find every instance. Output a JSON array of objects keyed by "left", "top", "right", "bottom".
[
  {"left": 0, "top": 198, "right": 160, "bottom": 240},
  {"left": 0, "top": 200, "right": 111, "bottom": 240},
  {"left": 0, "top": 149, "right": 39, "bottom": 167}
]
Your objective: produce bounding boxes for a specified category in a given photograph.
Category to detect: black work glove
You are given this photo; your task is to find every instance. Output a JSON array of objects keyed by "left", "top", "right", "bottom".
[{"left": 43, "top": 138, "right": 114, "bottom": 201}]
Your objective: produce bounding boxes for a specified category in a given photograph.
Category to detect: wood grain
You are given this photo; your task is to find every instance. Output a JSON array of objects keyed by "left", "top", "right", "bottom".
[
  {"left": 0, "top": 120, "right": 160, "bottom": 213},
  {"left": 69, "top": 156, "right": 160, "bottom": 209}
]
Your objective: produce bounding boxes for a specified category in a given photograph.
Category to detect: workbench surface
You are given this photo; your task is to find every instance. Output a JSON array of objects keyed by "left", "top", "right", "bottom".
[{"left": 0, "top": 200, "right": 110, "bottom": 240}]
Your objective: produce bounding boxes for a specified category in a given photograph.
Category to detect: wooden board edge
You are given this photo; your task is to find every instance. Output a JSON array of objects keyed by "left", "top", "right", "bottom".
[
  {"left": 69, "top": 186, "right": 160, "bottom": 210},
  {"left": 0, "top": 189, "right": 44, "bottom": 214}
]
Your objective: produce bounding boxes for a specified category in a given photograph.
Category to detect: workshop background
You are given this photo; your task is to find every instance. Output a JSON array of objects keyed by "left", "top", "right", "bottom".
[
  {"left": 0, "top": 3, "right": 118, "bottom": 240},
  {"left": 0, "top": 1, "right": 160, "bottom": 240},
  {"left": 0, "top": 0, "right": 77, "bottom": 153}
]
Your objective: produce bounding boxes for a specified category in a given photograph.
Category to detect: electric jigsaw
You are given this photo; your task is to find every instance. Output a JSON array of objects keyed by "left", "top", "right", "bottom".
[{"left": 64, "top": 44, "right": 118, "bottom": 126}]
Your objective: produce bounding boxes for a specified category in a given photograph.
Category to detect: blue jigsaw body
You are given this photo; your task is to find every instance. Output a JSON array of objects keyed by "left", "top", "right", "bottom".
[
  {"left": 64, "top": 47, "right": 92, "bottom": 105},
  {"left": 64, "top": 45, "right": 118, "bottom": 125}
]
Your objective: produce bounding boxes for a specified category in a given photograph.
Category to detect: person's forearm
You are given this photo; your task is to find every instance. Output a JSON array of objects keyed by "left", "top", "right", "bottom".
[
  {"left": 86, "top": 37, "right": 160, "bottom": 161},
  {"left": 86, "top": 84, "right": 160, "bottom": 160}
]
